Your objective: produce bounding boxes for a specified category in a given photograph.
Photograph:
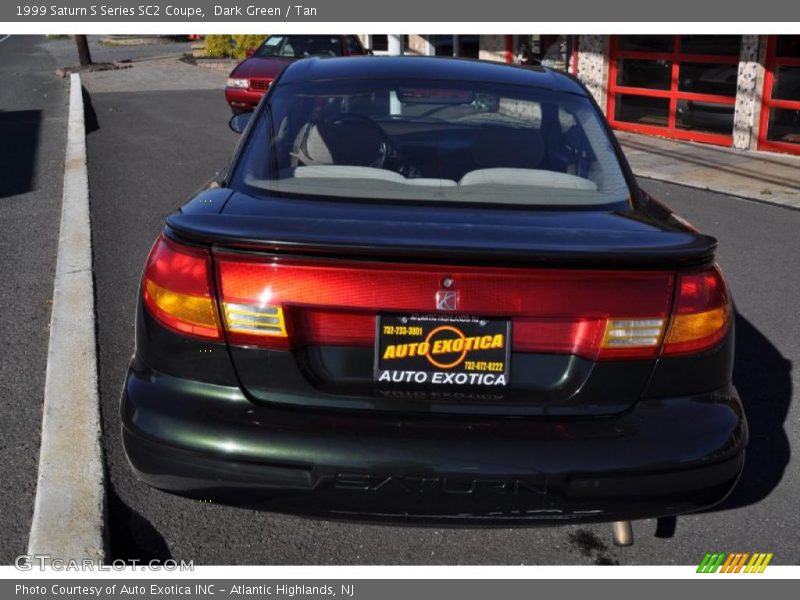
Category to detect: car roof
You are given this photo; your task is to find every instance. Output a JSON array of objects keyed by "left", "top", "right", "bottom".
[{"left": 278, "top": 56, "right": 587, "bottom": 96}]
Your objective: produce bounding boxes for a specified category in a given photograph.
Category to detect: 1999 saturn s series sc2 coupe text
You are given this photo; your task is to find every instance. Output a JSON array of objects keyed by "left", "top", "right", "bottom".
[{"left": 121, "top": 56, "right": 747, "bottom": 544}]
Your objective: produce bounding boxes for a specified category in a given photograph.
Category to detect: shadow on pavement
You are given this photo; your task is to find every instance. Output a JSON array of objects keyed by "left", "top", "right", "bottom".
[
  {"left": 82, "top": 86, "right": 99, "bottom": 135},
  {"left": 715, "top": 312, "right": 792, "bottom": 511},
  {"left": 0, "top": 109, "right": 41, "bottom": 198},
  {"left": 107, "top": 481, "right": 172, "bottom": 563}
]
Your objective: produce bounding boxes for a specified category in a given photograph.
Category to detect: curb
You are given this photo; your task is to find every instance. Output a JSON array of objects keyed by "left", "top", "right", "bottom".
[{"left": 27, "top": 73, "right": 106, "bottom": 563}]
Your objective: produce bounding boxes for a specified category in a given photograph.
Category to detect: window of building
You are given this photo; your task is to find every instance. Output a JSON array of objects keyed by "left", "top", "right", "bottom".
[
  {"left": 617, "top": 35, "right": 674, "bottom": 53},
  {"left": 608, "top": 35, "right": 740, "bottom": 145},
  {"left": 680, "top": 35, "right": 741, "bottom": 56},
  {"left": 365, "top": 35, "right": 409, "bottom": 54},
  {"left": 428, "top": 35, "right": 479, "bottom": 59}
]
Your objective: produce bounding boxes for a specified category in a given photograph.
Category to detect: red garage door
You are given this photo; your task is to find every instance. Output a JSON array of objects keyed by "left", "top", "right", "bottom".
[
  {"left": 608, "top": 35, "right": 740, "bottom": 146},
  {"left": 758, "top": 36, "right": 800, "bottom": 155}
]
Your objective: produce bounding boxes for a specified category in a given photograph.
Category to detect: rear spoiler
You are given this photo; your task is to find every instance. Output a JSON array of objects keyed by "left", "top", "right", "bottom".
[{"left": 166, "top": 213, "right": 717, "bottom": 269}]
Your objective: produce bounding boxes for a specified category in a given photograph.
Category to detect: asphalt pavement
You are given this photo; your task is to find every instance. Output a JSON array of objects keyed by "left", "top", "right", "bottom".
[
  {"left": 0, "top": 34, "right": 209, "bottom": 564},
  {"left": 2, "top": 35, "right": 798, "bottom": 566},
  {"left": 0, "top": 35, "right": 68, "bottom": 565},
  {"left": 83, "top": 73, "right": 799, "bottom": 564}
]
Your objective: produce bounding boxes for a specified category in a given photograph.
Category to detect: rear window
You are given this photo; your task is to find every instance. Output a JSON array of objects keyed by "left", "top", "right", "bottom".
[
  {"left": 231, "top": 76, "right": 631, "bottom": 207},
  {"left": 255, "top": 35, "right": 344, "bottom": 59}
]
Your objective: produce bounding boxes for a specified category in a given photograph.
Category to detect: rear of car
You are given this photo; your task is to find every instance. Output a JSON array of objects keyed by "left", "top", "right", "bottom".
[{"left": 123, "top": 57, "right": 745, "bottom": 522}]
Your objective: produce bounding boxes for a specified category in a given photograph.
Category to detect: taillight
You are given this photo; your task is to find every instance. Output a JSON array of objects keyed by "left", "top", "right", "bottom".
[
  {"left": 144, "top": 245, "right": 731, "bottom": 359},
  {"left": 141, "top": 235, "right": 221, "bottom": 340},
  {"left": 662, "top": 265, "right": 731, "bottom": 356},
  {"left": 214, "top": 255, "right": 678, "bottom": 359}
]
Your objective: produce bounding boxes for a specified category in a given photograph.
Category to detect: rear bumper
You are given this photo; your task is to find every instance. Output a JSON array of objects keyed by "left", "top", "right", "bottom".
[{"left": 121, "top": 365, "right": 747, "bottom": 523}]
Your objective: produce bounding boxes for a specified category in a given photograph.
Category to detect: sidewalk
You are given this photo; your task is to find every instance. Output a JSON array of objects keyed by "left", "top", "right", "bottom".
[
  {"left": 80, "top": 54, "right": 227, "bottom": 94},
  {"left": 617, "top": 131, "right": 800, "bottom": 209}
]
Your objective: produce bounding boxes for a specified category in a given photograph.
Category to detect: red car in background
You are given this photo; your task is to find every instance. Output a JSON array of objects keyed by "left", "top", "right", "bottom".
[{"left": 225, "top": 34, "right": 367, "bottom": 113}]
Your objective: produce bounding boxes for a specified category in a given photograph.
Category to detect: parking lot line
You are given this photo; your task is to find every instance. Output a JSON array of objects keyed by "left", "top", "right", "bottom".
[{"left": 27, "top": 73, "right": 105, "bottom": 563}]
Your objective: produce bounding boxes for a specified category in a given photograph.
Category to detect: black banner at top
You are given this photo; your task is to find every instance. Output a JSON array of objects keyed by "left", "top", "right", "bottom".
[{"left": 1, "top": 0, "right": 799, "bottom": 22}]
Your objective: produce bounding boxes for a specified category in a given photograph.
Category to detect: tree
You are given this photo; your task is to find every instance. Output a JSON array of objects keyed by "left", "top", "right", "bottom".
[{"left": 74, "top": 35, "right": 92, "bottom": 66}]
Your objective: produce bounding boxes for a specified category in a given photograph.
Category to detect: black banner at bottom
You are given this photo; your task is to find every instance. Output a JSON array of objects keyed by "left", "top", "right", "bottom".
[{"left": 2, "top": 578, "right": 792, "bottom": 600}]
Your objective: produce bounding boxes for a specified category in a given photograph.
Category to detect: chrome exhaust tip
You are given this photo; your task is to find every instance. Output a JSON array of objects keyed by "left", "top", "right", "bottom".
[{"left": 612, "top": 520, "right": 634, "bottom": 546}]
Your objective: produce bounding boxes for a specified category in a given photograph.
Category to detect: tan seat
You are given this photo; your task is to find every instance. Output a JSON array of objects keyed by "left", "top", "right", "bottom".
[
  {"left": 291, "top": 117, "right": 387, "bottom": 167},
  {"left": 459, "top": 168, "right": 597, "bottom": 191}
]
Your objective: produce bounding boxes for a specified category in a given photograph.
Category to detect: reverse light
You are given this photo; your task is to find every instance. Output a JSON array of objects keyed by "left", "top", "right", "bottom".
[
  {"left": 226, "top": 78, "right": 249, "bottom": 89},
  {"left": 215, "top": 261, "right": 291, "bottom": 348},
  {"left": 601, "top": 318, "right": 666, "bottom": 358},
  {"left": 662, "top": 265, "right": 732, "bottom": 356},
  {"left": 603, "top": 319, "right": 665, "bottom": 347},
  {"left": 223, "top": 302, "right": 287, "bottom": 338},
  {"left": 141, "top": 236, "right": 221, "bottom": 340}
]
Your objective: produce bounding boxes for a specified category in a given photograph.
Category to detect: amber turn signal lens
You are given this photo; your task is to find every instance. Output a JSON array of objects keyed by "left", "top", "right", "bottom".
[
  {"left": 666, "top": 306, "right": 728, "bottom": 344},
  {"left": 662, "top": 266, "right": 731, "bottom": 356},
  {"left": 663, "top": 305, "right": 730, "bottom": 354},
  {"left": 143, "top": 279, "right": 219, "bottom": 338}
]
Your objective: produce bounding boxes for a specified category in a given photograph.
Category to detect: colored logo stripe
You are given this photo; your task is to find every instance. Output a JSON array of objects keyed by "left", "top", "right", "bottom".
[
  {"left": 697, "top": 553, "right": 726, "bottom": 573},
  {"left": 697, "top": 552, "right": 773, "bottom": 573},
  {"left": 744, "top": 553, "right": 773, "bottom": 573},
  {"left": 723, "top": 553, "right": 748, "bottom": 573}
]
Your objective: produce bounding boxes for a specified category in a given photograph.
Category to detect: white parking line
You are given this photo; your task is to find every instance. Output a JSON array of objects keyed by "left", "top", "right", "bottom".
[
  {"left": 27, "top": 73, "right": 105, "bottom": 563},
  {"left": 0, "top": 35, "right": 11, "bottom": 43}
]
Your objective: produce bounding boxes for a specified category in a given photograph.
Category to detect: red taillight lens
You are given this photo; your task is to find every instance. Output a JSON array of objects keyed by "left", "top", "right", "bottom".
[
  {"left": 141, "top": 235, "right": 221, "bottom": 340},
  {"left": 662, "top": 265, "right": 731, "bottom": 356},
  {"left": 215, "top": 255, "right": 676, "bottom": 359}
]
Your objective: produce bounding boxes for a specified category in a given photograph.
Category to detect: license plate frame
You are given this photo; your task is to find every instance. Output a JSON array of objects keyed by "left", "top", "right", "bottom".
[{"left": 374, "top": 314, "right": 511, "bottom": 387}]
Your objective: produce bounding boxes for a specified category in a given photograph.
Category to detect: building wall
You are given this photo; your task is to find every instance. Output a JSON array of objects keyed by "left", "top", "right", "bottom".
[
  {"left": 750, "top": 35, "right": 770, "bottom": 150},
  {"left": 575, "top": 35, "right": 608, "bottom": 110},
  {"left": 479, "top": 34, "right": 510, "bottom": 63},
  {"left": 733, "top": 35, "right": 761, "bottom": 150},
  {"left": 407, "top": 34, "right": 432, "bottom": 56}
]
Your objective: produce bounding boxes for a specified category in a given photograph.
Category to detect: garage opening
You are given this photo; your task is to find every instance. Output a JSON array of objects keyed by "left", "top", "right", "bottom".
[
  {"left": 758, "top": 35, "right": 800, "bottom": 155},
  {"left": 607, "top": 35, "right": 740, "bottom": 146}
]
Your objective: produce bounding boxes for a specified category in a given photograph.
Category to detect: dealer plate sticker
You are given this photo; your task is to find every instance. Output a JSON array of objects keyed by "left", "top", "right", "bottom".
[{"left": 375, "top": 314, "right": 511, "bottom": 387}]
